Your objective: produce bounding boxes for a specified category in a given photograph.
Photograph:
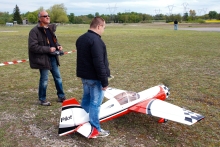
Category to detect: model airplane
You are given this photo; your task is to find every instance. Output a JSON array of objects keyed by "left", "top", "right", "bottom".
[{"left": 58, "top": 85, "right": 204, "bottom": 138}]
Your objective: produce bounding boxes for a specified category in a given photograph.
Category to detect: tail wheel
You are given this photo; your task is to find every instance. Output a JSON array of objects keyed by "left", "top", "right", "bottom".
[{"left": 158, "top": 118, "right": 168, "bottom": 123}]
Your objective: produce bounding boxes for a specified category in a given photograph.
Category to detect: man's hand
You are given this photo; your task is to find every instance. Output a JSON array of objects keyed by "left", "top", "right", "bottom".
[
  {"left": 58, "top": 46, "right": 63, "bottom": 50},
  {"left": 50, "top": 47, "right": 56, "bottom": 52},
  {"left": 102, "top": 86, "right": 108, "bottom": 91}
]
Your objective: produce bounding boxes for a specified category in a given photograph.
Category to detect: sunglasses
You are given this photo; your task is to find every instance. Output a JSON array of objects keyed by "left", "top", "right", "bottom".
[{"left": 40, "top": 15, "right": 50, "bottom": 18}]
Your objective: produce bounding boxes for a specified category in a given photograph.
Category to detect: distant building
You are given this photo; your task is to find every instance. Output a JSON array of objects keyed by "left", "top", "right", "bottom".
[
  {"left": 23, "top": 19, "right": 28, "bottom": 25},
  {"left": 6, "top": 22, "right": 13, "bottom": 26}
]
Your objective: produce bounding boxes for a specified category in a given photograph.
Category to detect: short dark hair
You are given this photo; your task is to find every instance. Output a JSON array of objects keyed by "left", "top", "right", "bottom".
[{"left": 90, "top": 16, "right": 105, "bottom": 28}]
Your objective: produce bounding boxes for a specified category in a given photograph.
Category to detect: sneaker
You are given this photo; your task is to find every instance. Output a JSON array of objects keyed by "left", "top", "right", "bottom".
[
  {"left": 40, "top": 100, "right": 51, "bottom": 106},
  {"left": 96, "top": 129, "right": 110, "bottom": 138},
  {"left": 57, "top": 96, "right": 66, "bottom": 103}
]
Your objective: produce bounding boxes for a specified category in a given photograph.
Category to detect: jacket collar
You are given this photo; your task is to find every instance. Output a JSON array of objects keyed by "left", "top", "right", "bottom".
[
  {"left": 88, "top": 30, "right": 101, "bottom": 38},
  {"left": 37, "top": 22, "right": 54, "bottom": 32}
]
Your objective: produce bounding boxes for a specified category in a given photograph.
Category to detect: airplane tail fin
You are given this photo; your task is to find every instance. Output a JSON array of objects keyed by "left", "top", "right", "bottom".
[
  {"left": 58, "top": 98, "right": 89, "bottom": 136},
  {"left": 58, "top": 98, "right": 99, "bottom": 138},
  {"left": 62, "top": 97, "right": 80, "bottom": 106}
]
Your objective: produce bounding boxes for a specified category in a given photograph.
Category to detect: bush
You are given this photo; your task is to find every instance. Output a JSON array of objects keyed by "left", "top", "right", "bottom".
[
  {"left": 187, "top": 19, "right": 205, "bottom": 23},
  {"left": 0, "top": 20, "right": 5, "bottom": 24},
  {"left": 197, "top": 19, "right": 205, "bottom": 23}
]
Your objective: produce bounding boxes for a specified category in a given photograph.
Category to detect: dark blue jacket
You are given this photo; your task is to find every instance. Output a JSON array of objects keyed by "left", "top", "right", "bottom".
[{"left": 76, "top": 30, "right": 110, "bottom": 87}]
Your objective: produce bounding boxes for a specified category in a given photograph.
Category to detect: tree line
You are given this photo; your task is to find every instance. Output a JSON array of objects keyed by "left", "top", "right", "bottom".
[{"left": 0, "top": 4, "right": 220, "bottom": 25}]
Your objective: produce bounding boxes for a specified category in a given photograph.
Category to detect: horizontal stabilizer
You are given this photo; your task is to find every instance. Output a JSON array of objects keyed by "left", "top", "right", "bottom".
[
  {"left": 76, "top": 122, "right": 99, "bottom": 138},
  {"left": 129, "top": 98, "right": 204, "bottom": 125}
]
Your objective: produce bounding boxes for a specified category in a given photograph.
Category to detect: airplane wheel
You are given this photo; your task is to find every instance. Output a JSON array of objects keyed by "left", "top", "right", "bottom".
[{"left": 158, "top": 118, "right": 168, "bottom": 123}]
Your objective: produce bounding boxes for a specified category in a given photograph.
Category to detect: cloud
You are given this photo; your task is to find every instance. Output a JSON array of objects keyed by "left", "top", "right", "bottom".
[{"left": 0, "top": 0, "right": 219, "bottom": 15}]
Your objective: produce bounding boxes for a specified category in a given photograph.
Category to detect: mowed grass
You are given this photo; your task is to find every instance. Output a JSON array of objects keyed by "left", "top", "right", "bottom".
[{"left": 0, "top": 23, "right": 219, "bottom": 147}]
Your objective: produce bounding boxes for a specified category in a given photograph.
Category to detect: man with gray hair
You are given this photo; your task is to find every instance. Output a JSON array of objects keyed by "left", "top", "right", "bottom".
[{"left": 28, "top": 10, "right": 66, "bottom": 106}]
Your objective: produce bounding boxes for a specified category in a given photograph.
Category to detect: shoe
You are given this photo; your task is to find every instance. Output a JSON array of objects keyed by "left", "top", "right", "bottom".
[
  {"left": 57, "top": 96, "right": 66, "bottom": 103},
  {"left": 40, "top": 100, "right": 51, "bottom": 106},
  {"left": 96, "top": 129, "right": 110, "bottom": 138}
]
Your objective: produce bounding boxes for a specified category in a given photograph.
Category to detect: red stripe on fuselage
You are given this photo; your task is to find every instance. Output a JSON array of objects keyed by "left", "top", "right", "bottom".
[{"left": 100, "top": 109, "right": 130, "bottom": 123}]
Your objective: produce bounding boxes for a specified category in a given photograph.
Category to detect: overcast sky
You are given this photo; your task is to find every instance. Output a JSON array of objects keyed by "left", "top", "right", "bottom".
[{"left": 0, "top": 0, "right": 219, "bottom": 16}]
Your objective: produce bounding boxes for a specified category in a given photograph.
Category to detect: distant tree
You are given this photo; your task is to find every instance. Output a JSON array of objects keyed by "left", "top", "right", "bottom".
[
  {"left": 13, "top": 5, "right": 22, "bottom": 24},
  {"left": 208, "top": 11, "right": 218, "bottom": 19},
  {"left": 0, "top": 12, "right": 12, "bottom": 24},
  {"left": 154, "top": 14, "right": 165, "bottom": 20},
  {"left": 87, "top": 14, "right": 94, "bottom": 19},
  {"left": 101, "top": 14, "right": 110, "bottom": 23},
  {"left": 27, "top": 12, "right": 38, "bottom": 23},
  {"left": 200, "top": 14, "right": 209, "bottom": 20},
  {"left": 189, "top": 10, "right": 196, "bottom": 17},
  {"left": 142, "top": 14, "right": 153, "bottom": 22},
  {"left": 75, "top": 15, "right": 91, "bottom": 24},
  {"left": 182, "top": 12, "right": 188, "bottom": 21},
  {"left": 128, "top": 12, "right": 141, "bottom": 23},
  {"left": 95, "top": 12, "right": 99, "bottom": 17},
  {"left": 189, "top": 10, "right": 196, "bottom": 20},
  {"left": 74, "top": 16, "right": 83, "bottom": 24},
  {"left": 217, "top": 13, "right": 220, "bottom": 20},
  {"left": 165, "top": 14, "right": 181, "bottom": 23},
  {"left": 68, "top": 13, "right": 75, "bottom": 23},
  {"left": 48, "top": 4, "right": 68, "bottom": 23},
  {"left": 174, "top": 14, "right": 181, "bottom": 22},
  {"left": 117, "top": 12, "right": 127, "bottom": 23},
  {"left": 26, "top": 8, "right": 44, "bottom": 24}
]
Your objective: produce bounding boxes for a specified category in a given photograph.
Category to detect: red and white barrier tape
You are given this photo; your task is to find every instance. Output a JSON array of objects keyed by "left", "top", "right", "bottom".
[
  {"left": 0, "top": 50, "right": 76, "bottom": 66},
  {"left": 0, "top": 59, "right": 29, "bottom": 66},
  {"left": 64, "top": 50, "right": 76, "bottom": 55}
]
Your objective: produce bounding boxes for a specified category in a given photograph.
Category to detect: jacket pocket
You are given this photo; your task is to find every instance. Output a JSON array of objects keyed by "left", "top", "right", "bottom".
[{"left": 34, "top": 54, "right": 46, "bottom": 66}]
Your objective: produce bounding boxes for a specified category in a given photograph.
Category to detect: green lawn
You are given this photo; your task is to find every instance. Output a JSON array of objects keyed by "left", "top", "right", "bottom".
[{"left": 0, "top": 23, "right": 219, "bottom": 147}]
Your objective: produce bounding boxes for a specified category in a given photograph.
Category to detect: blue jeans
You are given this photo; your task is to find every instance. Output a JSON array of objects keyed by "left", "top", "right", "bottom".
[
  {"left": 81, "top": 79, "right": 104, "bottom": 132},
  {"left": 174, "top": 24, "right": 178, "bottom": 30},
  {"left": 38, "top": 56, "right": 65, "bottom": 101}
]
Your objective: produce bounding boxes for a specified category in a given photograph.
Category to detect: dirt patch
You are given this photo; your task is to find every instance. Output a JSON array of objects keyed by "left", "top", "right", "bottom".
[
  {"left": 179, "top": 27, "right": 220, "bottom": 32},
  {"left": 0, "top": 31, "right": 18, "bottom": 32},
  {"left": 172, "top": 23, "right": 220, "bottom": 32},
  {"left": 179, "top": 23, "right": 220, "bottom": 28}
]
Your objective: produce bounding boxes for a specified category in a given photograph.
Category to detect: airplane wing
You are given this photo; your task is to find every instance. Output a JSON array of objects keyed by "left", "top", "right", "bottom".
[
  {"left": 128, "top": 98, "right": 204, "bottom": 125},
  {"left": 104, "top": 87, "right": 127, "bottom": 99}
]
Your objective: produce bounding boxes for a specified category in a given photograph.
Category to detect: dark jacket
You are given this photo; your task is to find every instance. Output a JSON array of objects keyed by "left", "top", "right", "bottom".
[
  {"left": 28, "top": 23, "right": 60, "bottom": 69},
  {"left": 174, "top": 20, "right": 178, "bottom": 24},
  {"left": 76, "top": 30, "right": 110, "bottom": 87}
]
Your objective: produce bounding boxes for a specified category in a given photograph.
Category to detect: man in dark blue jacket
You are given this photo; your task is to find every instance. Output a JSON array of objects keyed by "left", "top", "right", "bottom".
[{"left": 76, "top": 16, "right": 110, "bottom": 138}]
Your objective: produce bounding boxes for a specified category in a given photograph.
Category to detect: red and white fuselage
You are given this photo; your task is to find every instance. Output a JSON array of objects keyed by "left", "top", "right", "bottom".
[{"left": 58, "top": 85, "right": 204, "bottom": 138}]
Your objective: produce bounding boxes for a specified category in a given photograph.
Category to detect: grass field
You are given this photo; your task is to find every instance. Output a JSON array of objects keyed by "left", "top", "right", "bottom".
[{"left": 0, "top": 23, "right": 219, "bottom": 147}]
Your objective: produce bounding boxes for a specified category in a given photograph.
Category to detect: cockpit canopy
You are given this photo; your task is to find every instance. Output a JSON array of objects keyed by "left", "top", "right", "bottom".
[{"left": 114, "top": 91, "right": 140, "bottom": 105}]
